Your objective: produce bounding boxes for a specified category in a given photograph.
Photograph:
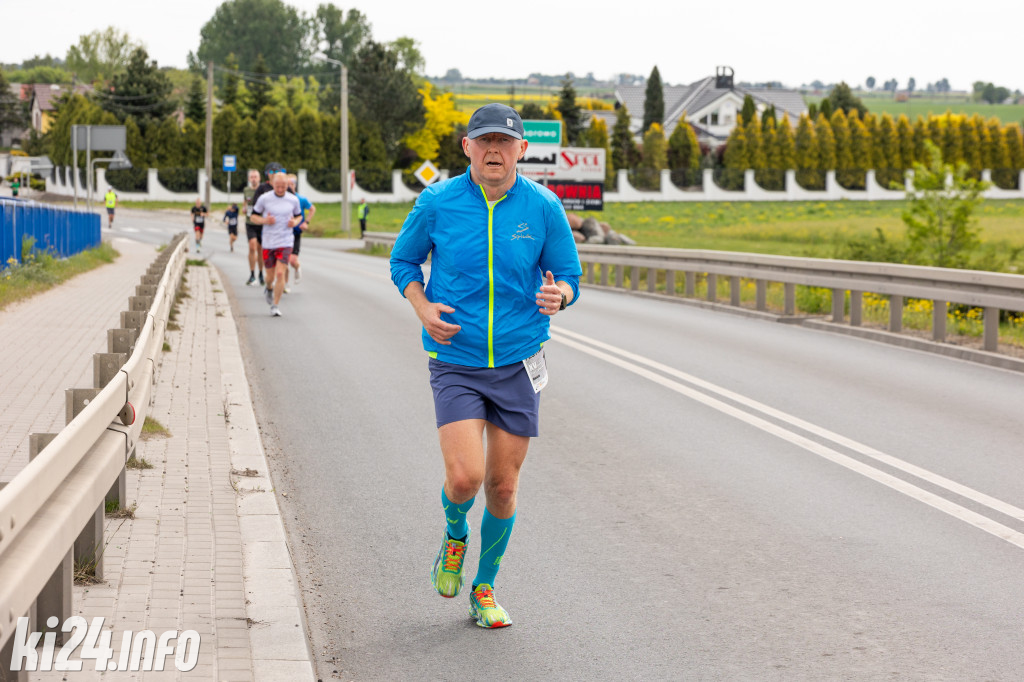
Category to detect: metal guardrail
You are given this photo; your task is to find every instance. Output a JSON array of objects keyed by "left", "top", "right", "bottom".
[
  {"left": 366, "top": 232, "right": 1024, "bottom": 367},
  {"left": 0, "top": 233, "right": 187, "bottom": 660}
]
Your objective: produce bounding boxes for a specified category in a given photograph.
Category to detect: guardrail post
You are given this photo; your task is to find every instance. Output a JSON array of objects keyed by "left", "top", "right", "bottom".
[
  {"left": 26, "top": 434, "right": 73, "bottom": 643},
  {"left": 831, "top": 288, "right": 845, "bottom": 323},
  {"left": 665, "top": 270, "right": 675, "bottom": 296},
  {"left": 142, "top": 274, "right": 161, "bottom": 286},
  {"left": 120, "top": 310, "right": 146, "bottom": 332},
  {"left": 600, "top": 263, "right": 609, "bottom": 287},
  {"left": 755, "top": 280, "right": 767, "bottom": 311},
  {"left": 630, "top": 266, "right": 640, "bottom": 291},
  {"left": 706, "top": 274, "right": 717, "bottom": 302},
  {"left": 129, "top": 295, "right": 154, "bottom": 314},
  {"left": 107, "top": 328, "right": 137, "bottom": 355},
  {"left": 135, "top": 284, "right": 158, "bottom": 298},
  {"left": 586, "top": 262, "right": 595, "bottom": 285},
  {"left": 65, "top": 389, "right": 105, "bottom": 582},
  {"left": 933, "top": 300, "right": 947, "bottom": 342},
  {"left": 984, "top": 307, "right": 999, "bottom": 352},
  {"left": 850, "top": 291, "right": 863, "bottom": 327},
  {"left": 614, "top": 265, "right": 624, "bottom": 289},
  {"left": 647, "top": 269, "right": 657, "bottom": 293},
  {"left": 730, "top": 276, "right": 741, "bottom": 306},
  {"left": 685, "top": 272, "right": 695, "bottom": 297},
  {"left": 93, "top": 352, "right": 127, "bottom": 389},
  {"left": 889, "top": 295, "right": 904, "bottom": 332},
  {"left": 0, "top": 603, "right": 31, "bottom": 681},
  {"left": 784, "top": 283, "right": 795, "bottom": 316}
]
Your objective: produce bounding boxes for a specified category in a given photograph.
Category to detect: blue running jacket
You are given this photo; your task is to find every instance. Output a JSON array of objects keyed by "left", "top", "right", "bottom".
[{"left": 390, "top": 171, "right": 582, "bottom": 368}]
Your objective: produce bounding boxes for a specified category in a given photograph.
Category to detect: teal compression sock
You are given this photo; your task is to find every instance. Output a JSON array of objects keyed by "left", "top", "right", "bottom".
[
  {"left": 441, "top": 487, "right": 474, "bottom": 540},
  {"left": 474, "top": 508, "right": 516, "bottom": 588}
]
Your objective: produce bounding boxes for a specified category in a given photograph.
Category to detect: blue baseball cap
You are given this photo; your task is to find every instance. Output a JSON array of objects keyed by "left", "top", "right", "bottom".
[{"left": 467, "top": 103, "right": 524, "bottom": 140}]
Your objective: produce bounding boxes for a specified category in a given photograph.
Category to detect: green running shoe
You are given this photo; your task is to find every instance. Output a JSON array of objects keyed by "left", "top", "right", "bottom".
[
  {"left": 469, "top": 583, "right": 511, "bottom": 629},
  {"left": 431, "top": 532, "right": 467, "bottom": 598}
]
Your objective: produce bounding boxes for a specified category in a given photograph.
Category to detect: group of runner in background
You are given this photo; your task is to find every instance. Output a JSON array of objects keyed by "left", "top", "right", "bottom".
[{"left": 187, "top": 162, "right": 315, "bottom": 317}]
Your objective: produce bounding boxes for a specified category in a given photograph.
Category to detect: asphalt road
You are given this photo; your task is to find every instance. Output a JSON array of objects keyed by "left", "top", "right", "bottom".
[{"left": 114, "top": 213, "right": 1024, "bottom": 681}]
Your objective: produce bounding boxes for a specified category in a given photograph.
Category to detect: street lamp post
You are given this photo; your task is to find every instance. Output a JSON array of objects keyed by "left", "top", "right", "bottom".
[{"left": 317, "top": 55, "right": 350, "bottom": 237}]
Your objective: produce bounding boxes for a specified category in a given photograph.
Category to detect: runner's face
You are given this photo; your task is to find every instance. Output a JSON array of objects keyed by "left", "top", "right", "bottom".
[
  {"left": 463, "top": 133, "right": 526, "bottom": 192},
  {"left": 272, "top": 173, "right": 288, "bottom": 196},
  {"left": 248, "top": 170, "right": 260, "bottom": 187}
]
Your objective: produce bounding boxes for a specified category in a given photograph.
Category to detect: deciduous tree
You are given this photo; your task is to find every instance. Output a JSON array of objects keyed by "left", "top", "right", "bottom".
[
  {"left": 902, "top": 140, "right": 987, "bottom": 268},
  {"left": 194, "top": 0, "right": 306, "bottom": 74},
  {"left": 65, "top": 27, "right": 142, "bottom": 84}
]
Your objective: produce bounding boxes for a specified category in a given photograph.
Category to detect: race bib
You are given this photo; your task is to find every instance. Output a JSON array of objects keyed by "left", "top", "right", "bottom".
[{"left": 522, "top": 349, "right": 548, "bottom": 393}]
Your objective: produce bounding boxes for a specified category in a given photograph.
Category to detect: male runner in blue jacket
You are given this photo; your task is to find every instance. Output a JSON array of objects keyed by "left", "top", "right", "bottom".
[{"left": 391, "top": 103, "right": 581, "bottom": 628}]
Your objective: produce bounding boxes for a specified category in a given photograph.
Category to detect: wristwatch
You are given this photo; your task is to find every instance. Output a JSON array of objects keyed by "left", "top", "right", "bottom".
[{"left": 559, "top": 292, "right": 567, "bottom": 311}]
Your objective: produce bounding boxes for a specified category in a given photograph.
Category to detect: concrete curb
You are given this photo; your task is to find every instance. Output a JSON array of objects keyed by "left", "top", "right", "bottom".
[{"left": 209, "top": 269, "right": 317, "bottom": 682}]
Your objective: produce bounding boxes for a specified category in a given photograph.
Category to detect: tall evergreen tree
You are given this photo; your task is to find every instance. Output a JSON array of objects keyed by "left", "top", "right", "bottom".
[
  {"left": 557, "top": 74, "right": 585, "bottom": 146},
  {"left": 896, "top": 114, "right": 915, "bottom": 178},
  {"left": 746, "top": 115, "right": 774, "bottom": 188},
  {"left": 181, "top": 119, "right": 205, "bottom": 169},
  {"left": 233, "top": 117, "right": 258, "bottom": 175},
  {"left": 1005, "top": 123, "right": 1024, "bottom": 180},
  {"left": 819, "top": 98, "right": 833, "bottom": 120},
  {"left": 102, "top": 47, "right": 174, "bottom": 131},
  {"left": 722, "top": 122, "right": 749, "bottom": 190},
  {"left": 830, "top": 109, "right": 855, "bottom": 189},
  {"left": 761, "top": 104, "right": 776, "bottom": 131},
  {"left": 990, "top": 123, "right": 1013, "bottom": 188},
  {"left": 862, "top": 112, "right": 883, "bottom": 178},
  {"left": 221, "top": 53, "right": 241, "bottom": 109},
  {"left": 0, "top": 68, "right": 26, "bottom": 137},
  {"left": 194, "top": 0, "right": 307, "bottom": 74},
  {"left": 940, "top": 112, "right": 962, "bottom": 166},
  {"left": 667, "top": 114, "right": 701, "bottom": 187},
  {"left": 254, "top": 106, "right": 283, "bottom": 163},
  {"left": 740, "top": 95, "right": 757, "bottom": 130},
  {"left": 348, "top": 40, "right": 424, "bottom": 164},
  {"left": 876, "top": 113, "right": 901, "bottom": 188},
  {"left": 185, "top": 76, "right": 206, "bottom": 124},
  {"left": 249, "top": 54, "right": 272, "bottom": 113},
  {"left": 295, "top": 109, "right": 325, "bottom": 171},
  {"left": 642, "top": 66, "right": 664, "bottom": 133},
  {"left": 794, "top": 114, "right": 821, "bottom": 189},
  {"left": 847, "top": 111, "right": 870, "bottom": 189},
  {"left": 611, "top": 105, "right": 638, "bottom": 172},
  {"left": 960, "top": 116, "right": 982, "bottom": 175},
  {"left": 827, "top": 82, "right": 866, "bottom": 117},
  {"left": 637, "top": 122, "right": 667, "bottom": 189},
  {"left": 913, "top": 116, "right": 929, "bottom": 165},
  {"left": 815, "top": 113, "right": 836, "bottom": 171},
  {"left": 146, "top": 116, "right": 183, "bottom": 168},
  {"left": 773, "top": 115, "right": 796, "bottom": 174}
]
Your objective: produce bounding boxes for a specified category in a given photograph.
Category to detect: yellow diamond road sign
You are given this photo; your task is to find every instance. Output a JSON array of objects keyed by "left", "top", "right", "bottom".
[{"left": 414, "top": 160, "right": 440, "bottom": 186}]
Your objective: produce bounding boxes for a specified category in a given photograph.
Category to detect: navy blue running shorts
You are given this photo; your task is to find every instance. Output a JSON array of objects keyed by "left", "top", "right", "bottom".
[{"left": 428, "top": 357, "right": 540, "bottom": 437}]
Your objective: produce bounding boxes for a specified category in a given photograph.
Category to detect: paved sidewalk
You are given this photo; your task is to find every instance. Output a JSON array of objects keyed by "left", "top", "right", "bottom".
[{"left": 1, "top": 238, "right": 315, "bottom": 680}]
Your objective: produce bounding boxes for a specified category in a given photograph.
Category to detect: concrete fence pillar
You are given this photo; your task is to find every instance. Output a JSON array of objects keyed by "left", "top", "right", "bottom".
[
  {"left": 706, "top": 274, "right": 717, "bottom": 302},
  {"left": 755, "top": 280, "right": 767, "bottom": 311},
  {"left": 984, "top": 307, "right": 999, "bottom": 352},
  {"left": 784, "top": 283, "right": 796, "bottom": 316},
  {"left": 665, "top": 270, "right": 675, "bottom": 296}
]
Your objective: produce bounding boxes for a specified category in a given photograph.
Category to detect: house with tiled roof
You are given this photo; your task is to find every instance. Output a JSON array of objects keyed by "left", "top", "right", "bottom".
[
  {"left": 612, "top": 67, "right": 807, "bottom": 148},
  {"left": 29, "top": 83, "right": 93, "bottom": 134}
]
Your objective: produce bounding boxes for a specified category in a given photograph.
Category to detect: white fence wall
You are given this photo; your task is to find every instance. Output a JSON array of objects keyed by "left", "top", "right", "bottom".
[{"left": 44, "top": 166, "right": 1024, "bottom": 204}]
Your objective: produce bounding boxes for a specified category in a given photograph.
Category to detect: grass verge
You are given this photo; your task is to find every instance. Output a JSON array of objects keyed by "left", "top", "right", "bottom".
[{"left": 0, "top": 241, "right": 119, "bottom": 311}]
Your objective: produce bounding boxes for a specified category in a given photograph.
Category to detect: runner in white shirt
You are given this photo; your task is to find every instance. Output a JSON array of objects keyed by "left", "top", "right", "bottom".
[{"left": 251, "top": 172, "right": 302, "bottom": 317}]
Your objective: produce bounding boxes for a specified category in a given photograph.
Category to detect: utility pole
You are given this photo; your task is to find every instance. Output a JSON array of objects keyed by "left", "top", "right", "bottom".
[
  {"left": 204, "top": 61, "right": 213, "bottom": 209},
  {"left": 341, "top": 64, "right": 350, "bottom": 237}
]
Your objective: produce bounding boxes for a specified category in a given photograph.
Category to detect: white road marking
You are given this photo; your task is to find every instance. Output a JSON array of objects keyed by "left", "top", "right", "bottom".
[{"left": 550, "top": 326, "right": 1024, "bottom": 550}]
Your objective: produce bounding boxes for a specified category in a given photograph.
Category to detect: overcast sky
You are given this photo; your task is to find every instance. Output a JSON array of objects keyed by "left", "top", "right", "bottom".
[{"left": 3, "top": 0, "right": 1022, "bottom": 93}]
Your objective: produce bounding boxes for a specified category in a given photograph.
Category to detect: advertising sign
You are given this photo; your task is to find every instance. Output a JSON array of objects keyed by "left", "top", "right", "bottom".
[{"left": 546, "top": 181, "right": 604, "bottom": 211}]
